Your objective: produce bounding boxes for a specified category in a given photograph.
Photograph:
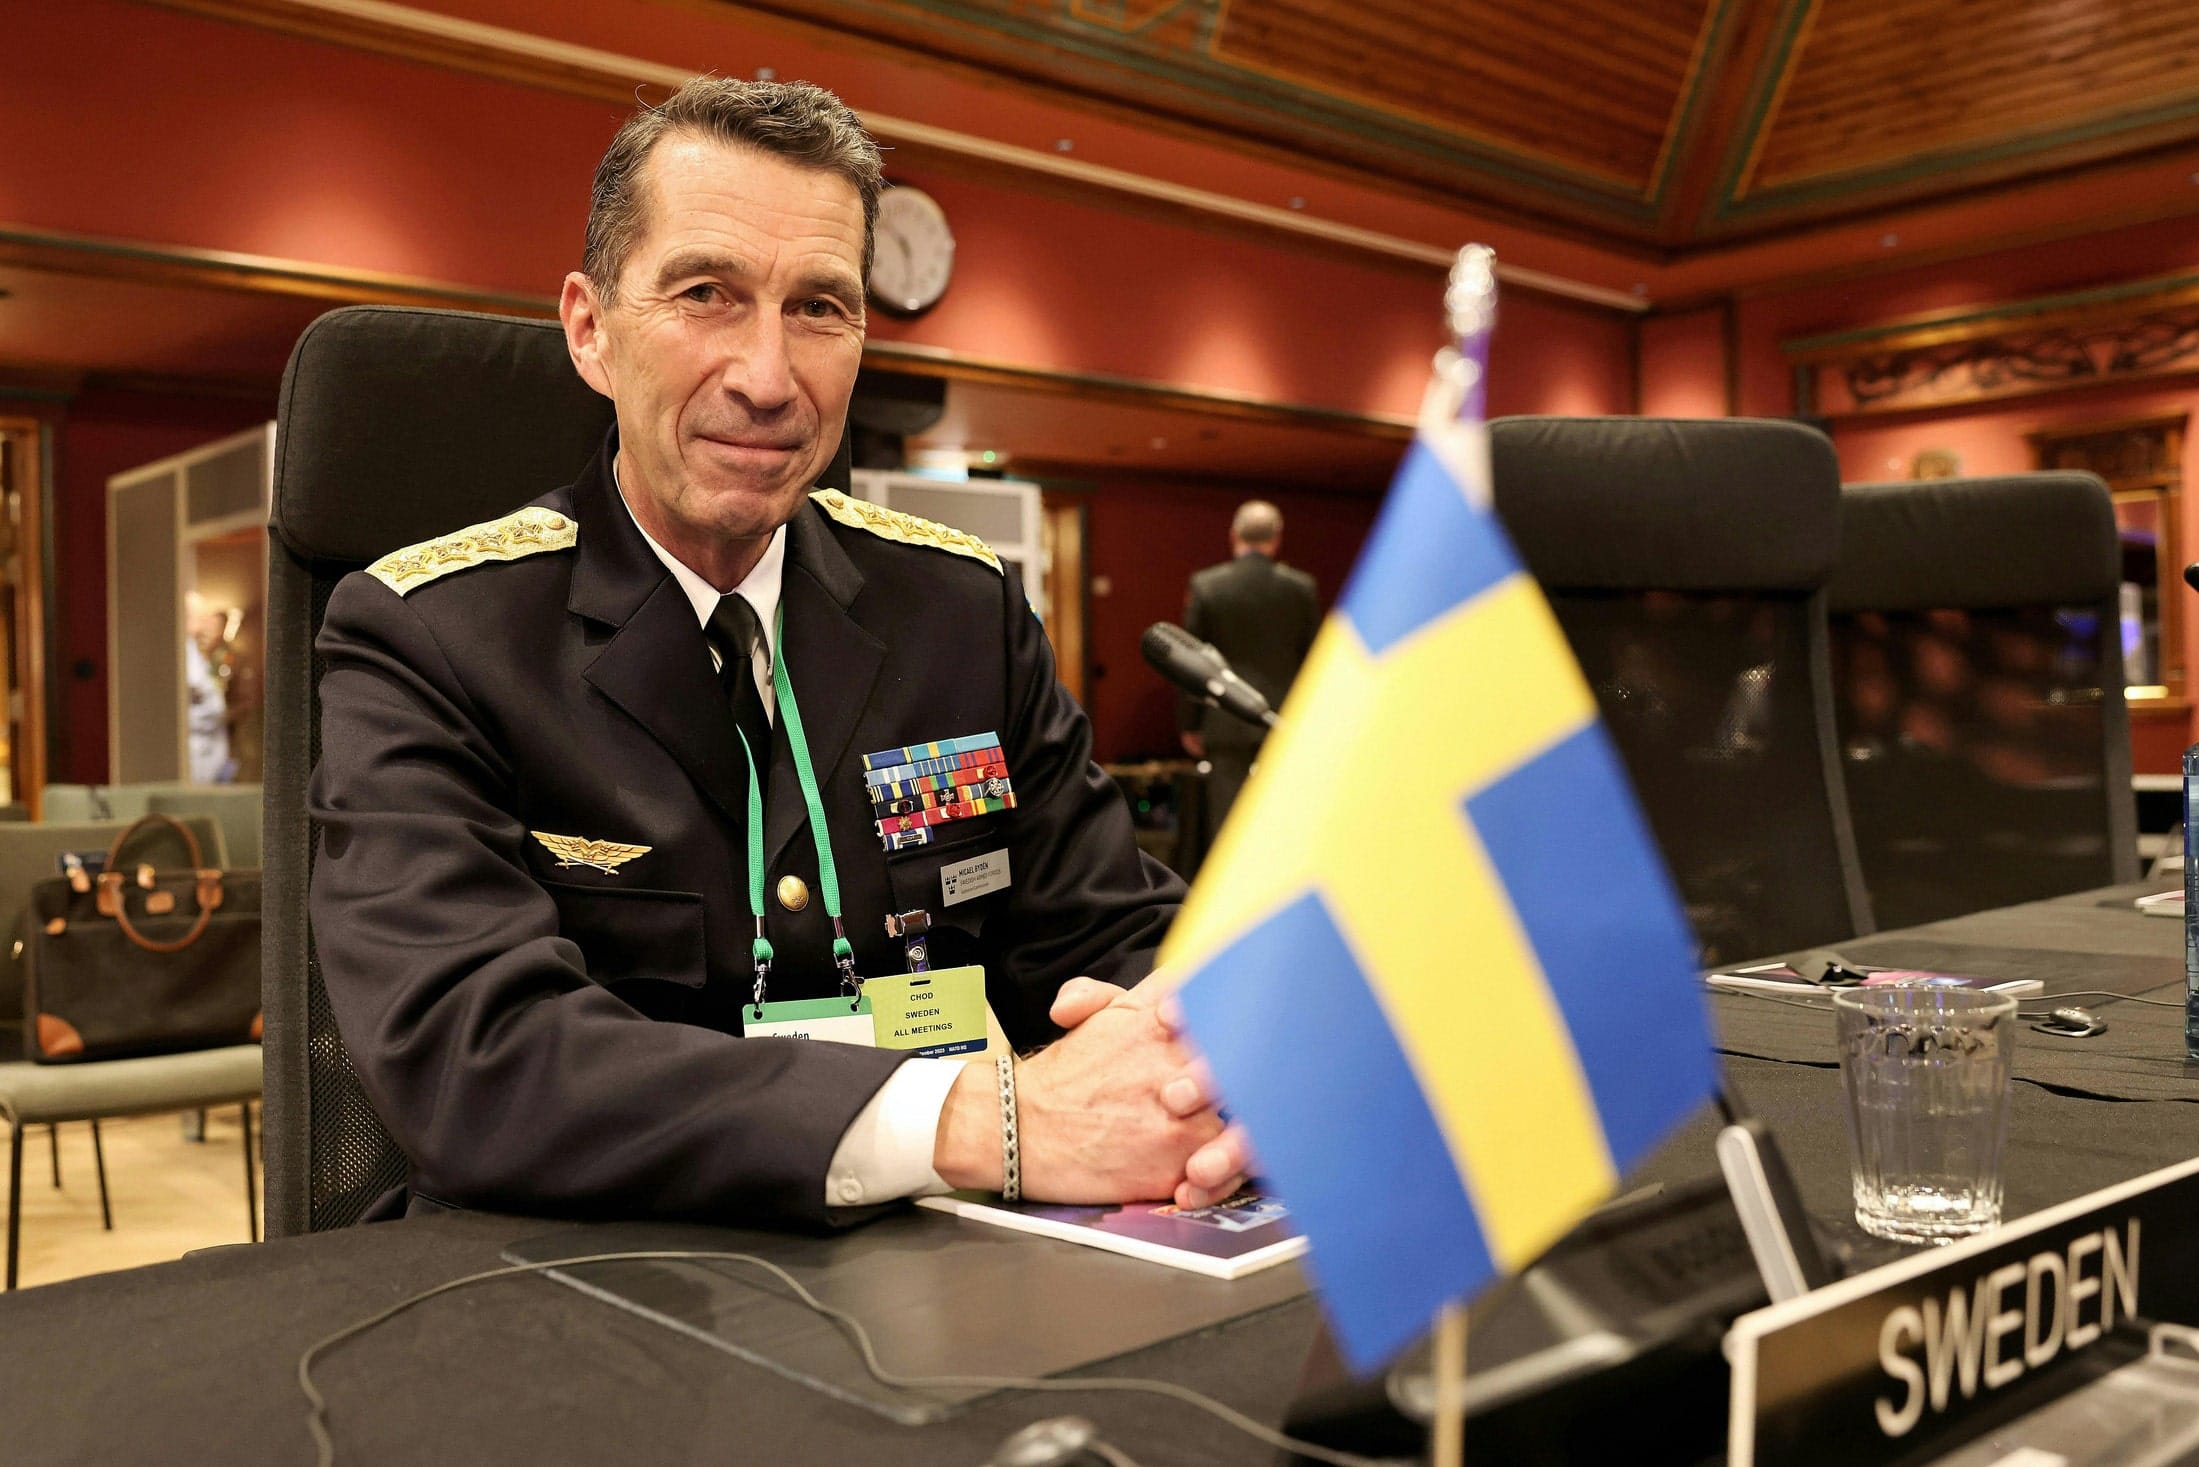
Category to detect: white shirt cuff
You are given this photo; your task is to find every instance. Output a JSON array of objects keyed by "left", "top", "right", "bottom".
[{"left": 824, "top": 1057, "right": 967, "bottom": 1208}]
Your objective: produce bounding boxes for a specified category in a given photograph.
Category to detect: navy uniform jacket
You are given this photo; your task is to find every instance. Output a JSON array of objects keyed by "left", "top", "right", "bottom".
[
  {"left": 1180, "top": 552, "right": 1320, "bottom": 750},
  {"left": 310, "top": 438, "right": 1183, "bottom": 1226}
]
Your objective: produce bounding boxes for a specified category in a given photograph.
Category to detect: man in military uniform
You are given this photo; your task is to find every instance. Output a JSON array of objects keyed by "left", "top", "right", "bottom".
[
  {"left": 1180, "top": 501, "right": 1321, "bottom": 837},
  {"left": 311, "top": 80, "right": 1247, "bottom": 1227}
]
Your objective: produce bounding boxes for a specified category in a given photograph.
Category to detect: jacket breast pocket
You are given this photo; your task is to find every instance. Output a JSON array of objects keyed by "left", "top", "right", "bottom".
[
  {"left": 885, "top": 820, "right": 1010, "bottom": 944},
  {"left": 543, "top": 881, "right": 707, "bottom": 990}
]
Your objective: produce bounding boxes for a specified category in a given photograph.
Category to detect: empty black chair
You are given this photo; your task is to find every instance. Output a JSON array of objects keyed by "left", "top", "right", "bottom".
[
  {"left": 1491, "top": 416, "right": 1872, "bottom": 967},
  {"left": 1828, "top": 474, "right": 2136, "bottom": 930},
  {"left": 263, "top": 307, "right": 616, "bottom": 1234}
]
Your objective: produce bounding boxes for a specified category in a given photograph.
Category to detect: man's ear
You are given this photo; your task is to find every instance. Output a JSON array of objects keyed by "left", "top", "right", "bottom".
[{"left": 559, "top": 271, "right": 615, "bottom": 399}]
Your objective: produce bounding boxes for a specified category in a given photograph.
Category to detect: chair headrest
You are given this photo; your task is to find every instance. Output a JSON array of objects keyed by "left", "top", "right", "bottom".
[
  {"left": 1829, "top": 474, "right": 2120, "bottom": 612},
  {"left": 271, "top": 306, "right": 614, "bottom": 568},
  {"left": 1490, "top": 416, "right": 1842, "bottom": 593}
]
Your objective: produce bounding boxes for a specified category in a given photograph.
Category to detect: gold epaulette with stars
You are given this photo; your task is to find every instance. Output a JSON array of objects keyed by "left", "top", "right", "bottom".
[
  {"left": 366, "top": 507, "right": 578, "bottom": 596},
  {"left": 809, "top": 488, "right": 1002, "bottom": 574}
]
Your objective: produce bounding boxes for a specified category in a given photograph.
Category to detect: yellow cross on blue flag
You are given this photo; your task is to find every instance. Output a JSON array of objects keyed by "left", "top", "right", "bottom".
[{"left": 1161, "top": 247, "right": 1717, "bottom": 1372}]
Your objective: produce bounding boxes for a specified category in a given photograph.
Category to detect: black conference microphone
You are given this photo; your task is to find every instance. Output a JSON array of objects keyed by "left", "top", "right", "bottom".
[{"left": 1140, "top": 622, "right": 1280, "bottom": 729}]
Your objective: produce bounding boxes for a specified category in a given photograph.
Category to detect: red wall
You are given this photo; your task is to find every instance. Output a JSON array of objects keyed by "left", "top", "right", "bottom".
[
  {"left": 1605, "top": 221, "right": 2199, "bottom": 497},
  {"left": 1485, "top": 295, "right": 1637, "bottom": 420},
  {"left": 34, "top": 389, "right": 277, "bottom": 785},
  {"left": 1732, "top": 213, "right": 2199, "bottom": 420},
  {"left": 1638, "top": 307, "right": 1728, "bottom": 419},
  {"left": 872, "top": 170, "right": 1447, "bottom": 417},
  {"left": 1828, "top": 389, "right": 2197, "bottom": 487},
  {"left": 6, "top": 0, "right": 1641, "bottom": 423},
  {"left": 6, "top": 1, "right": 608, "bottom": 295}
]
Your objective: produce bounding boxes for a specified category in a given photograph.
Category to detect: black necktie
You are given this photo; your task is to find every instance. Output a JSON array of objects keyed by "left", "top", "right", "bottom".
[{"left": 707, "top": 594, "right": 773, "bottom": 793}]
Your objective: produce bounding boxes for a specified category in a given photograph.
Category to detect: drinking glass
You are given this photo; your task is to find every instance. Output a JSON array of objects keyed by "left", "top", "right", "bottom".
[{"left": 1833, "top": 986, "right": 2017, "bottom": 1245}]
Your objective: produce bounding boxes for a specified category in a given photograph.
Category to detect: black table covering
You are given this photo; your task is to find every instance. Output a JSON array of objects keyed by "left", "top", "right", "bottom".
[
  {"left": 1709, "top": 881, "right": 2199, "bottom": 1102},
  {"left": 2, "top": 882, "right": 2195, "bottom": 1465},
  {"left": 0, "top": 1209, "right": 1323, "bottom": 1465}
]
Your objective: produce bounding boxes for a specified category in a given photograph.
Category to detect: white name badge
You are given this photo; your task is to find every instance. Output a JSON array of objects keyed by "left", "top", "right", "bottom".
[
  {"left": 942, "top": 848, "right": 1011, "bottom": 907},
  {"left": 744, "top": 994, "right": 876, "bottom": 1046}
]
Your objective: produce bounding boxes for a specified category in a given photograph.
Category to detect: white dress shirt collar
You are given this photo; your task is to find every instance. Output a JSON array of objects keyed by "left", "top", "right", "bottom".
[{"left": 613, "top": 465, "right": 785, "bottom": 701}]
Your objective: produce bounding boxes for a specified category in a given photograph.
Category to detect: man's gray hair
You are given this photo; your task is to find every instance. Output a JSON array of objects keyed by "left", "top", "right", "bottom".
[
  {"left": 582, "top": 78, "right": 883, "bottom": 303},
  {"left": 1232, "top": 500, "right": 1283, "bottom": 546}
]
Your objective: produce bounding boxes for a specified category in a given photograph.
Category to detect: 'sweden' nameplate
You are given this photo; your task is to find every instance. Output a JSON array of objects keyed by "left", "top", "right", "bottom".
[{"left": 1727, "top": 1156, "right": 2199, "bottom": 1467}]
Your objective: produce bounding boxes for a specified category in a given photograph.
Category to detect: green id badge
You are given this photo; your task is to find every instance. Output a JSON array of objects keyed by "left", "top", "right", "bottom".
[
  {"left": 745, "top": 994, "right": 875, "bottom": 1046},
  {"left": 867, "top": 965, "right": 988, "bottom": 1057}
]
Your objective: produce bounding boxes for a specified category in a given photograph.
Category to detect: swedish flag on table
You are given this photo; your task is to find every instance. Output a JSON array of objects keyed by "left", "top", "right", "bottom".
[{"left": 1160, "top": 247, "right": 1717, "bottom": 1373}]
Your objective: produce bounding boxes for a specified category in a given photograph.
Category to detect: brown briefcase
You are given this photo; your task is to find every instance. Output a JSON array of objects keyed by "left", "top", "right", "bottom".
[{"left": 12, "top": 814, "right": 262, "bottom": 1063}]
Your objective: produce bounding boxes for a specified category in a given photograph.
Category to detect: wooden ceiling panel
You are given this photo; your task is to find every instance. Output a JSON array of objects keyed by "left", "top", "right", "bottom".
[
  {"left": 728, "top": 0, "right": 2199, "bottom": 248},
  {"left": 734, "top": 0, "right": 1722, "bottom": 214},
  {"left": 1202, "top": 0, "right": 1705, "bottom": 187},
  {"left": 1745, "top": 0, "right": 2199, "bottom": 194}
]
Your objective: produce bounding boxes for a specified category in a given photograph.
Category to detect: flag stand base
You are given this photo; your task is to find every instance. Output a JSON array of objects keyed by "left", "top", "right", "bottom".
[{"left": 1277, "top": 1170, "right": 1781, "bottom": 1464}]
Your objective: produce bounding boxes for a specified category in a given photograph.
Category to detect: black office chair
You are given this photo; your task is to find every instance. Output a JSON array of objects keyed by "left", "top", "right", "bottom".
[
  {"left": 1490, "top": 416, "right": 1873, "bottom": 967},
  {"left": 262, "top": 306, "right": 616, "bottom": 1235},
  {"left": 264, "top": 305, "right": 860, "bottom": 1234},
  {"left": 1828, "top": 474, "right": 2137, "bottom": 930}
]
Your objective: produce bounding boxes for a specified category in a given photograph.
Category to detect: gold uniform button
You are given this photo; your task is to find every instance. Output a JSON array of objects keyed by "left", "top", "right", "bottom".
[{"left": 776, "top": 875, "right": 811, "bottom": 911}]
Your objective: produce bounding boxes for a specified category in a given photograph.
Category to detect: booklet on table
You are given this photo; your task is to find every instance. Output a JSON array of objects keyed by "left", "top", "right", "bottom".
[{"left": 916, "top": 1189, "right": 1305, "bottom": 1280}]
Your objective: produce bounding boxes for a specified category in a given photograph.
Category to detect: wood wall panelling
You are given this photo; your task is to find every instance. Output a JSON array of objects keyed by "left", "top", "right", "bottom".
[
  {"left": 1785, "top": 270, "right": 2199, "bottom": 418},
  {"left": 0, "top": 422, "right": 50, "bottom": 815}
]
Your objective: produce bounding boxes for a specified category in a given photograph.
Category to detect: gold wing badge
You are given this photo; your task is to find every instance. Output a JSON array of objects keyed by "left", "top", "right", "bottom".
[{"left": 531, "top": 831, "right": 653, "bottom": 875}]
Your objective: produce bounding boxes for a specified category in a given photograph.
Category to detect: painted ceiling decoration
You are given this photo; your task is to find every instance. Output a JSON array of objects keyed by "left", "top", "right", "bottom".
[{"left": 734, "top": 0, "right": 2199, "bottom": 250}]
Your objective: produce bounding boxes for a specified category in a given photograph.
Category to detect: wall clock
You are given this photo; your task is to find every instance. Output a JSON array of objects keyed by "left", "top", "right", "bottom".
[{"left": 868, "top": 185, "right": 955, "bottom": 317}]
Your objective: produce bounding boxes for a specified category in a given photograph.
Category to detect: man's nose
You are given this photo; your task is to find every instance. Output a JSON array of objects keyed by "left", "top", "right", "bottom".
[{"left": 719, "top": 312, "right": 797, "bottom": 413}]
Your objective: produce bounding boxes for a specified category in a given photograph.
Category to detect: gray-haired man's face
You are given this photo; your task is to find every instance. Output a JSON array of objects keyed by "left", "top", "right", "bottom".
[{"left": 564, "top": 133, "right": 867, "bottom": 566}]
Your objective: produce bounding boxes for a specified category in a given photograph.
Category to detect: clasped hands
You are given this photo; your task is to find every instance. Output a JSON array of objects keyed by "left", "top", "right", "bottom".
[{"left": 933, "top": 976, "right": 1252, "bottom": 1210}]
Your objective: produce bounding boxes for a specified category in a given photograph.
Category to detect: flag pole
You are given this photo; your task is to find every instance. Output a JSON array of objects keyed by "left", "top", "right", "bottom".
[
  {"left": 1438, "top": 244, "right": 1496, "bottom": 427},
  {"left": 1431, "top": 1302, "right": 1468, "bottom": 1466},
  {"left": 1429, "top": 243, "right": 1494, "bottom": 1467}
]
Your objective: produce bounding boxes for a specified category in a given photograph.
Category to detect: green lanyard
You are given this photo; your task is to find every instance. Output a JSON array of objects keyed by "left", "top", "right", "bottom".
[{"left": 737, "top": 605, "right": 858, "bottom": 1018}]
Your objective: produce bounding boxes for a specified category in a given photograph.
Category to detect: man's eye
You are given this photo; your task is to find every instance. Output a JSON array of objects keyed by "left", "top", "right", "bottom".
[
  {"left": 681, "top": 283, "right": 722, "bottom": 304},
  {"left": 799, "top": 298, "right": 844, "bottom": 319}
]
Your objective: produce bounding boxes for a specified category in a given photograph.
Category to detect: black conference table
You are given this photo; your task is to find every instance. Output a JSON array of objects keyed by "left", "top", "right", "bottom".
[{"left": 1, "top": 882, "right": 2195, "bottom": 1465}]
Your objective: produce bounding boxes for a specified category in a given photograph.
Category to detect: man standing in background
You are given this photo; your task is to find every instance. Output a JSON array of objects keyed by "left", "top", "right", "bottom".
[{"left": 1179, "top": 500, "right": 1319, "bottom": 841}]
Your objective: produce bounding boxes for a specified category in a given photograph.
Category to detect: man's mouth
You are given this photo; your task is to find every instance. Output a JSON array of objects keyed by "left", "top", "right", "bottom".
[{"left": 700, "top": 434, "right": 801, "bottom": 454}]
